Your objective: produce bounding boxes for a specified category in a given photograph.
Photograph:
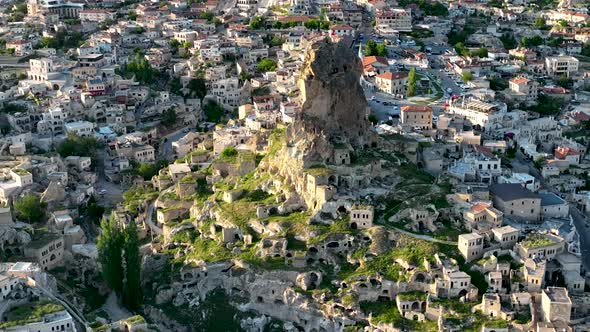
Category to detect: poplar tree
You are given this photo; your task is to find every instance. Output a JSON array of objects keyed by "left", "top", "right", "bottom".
[
  {"left": 97, "top": 216, "right": 124, "bottom": 293},
  {"left": 122, "top": 220, "right": 142, "bottom": 311}
]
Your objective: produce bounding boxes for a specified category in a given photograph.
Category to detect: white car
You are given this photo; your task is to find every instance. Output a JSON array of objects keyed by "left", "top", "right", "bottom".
[
  {"left": 98, "top": 189, "right": 107, "bottom": 195},
  {"left": 446, "top": 88, "right": 453, "bottom": 94}
]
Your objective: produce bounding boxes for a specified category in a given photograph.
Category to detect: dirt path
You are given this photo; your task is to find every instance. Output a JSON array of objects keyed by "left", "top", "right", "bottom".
[{"left": 101, "top": 292, "right": 132, "bottom": 322}]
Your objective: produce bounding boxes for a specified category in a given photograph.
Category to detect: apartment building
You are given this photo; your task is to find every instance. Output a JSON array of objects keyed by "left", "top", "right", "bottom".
[
  {"left": 79, "top": 9, "right": 115, "bottom": 22},
  {"left": 375, "top": 71, "right": 408, "bottom": 96},
  {"left": 545, "top": 55, "right": 579, "bottom": 78},
  {"left": 375, "top": 9, "right": 412, "bottom": 35},
  {"left": 447, "top": 98, "right": 504, "bottom": 132},
  {"left": 509, "top": 76, "right": 539, "bottom": 100},
  {"left": 490, "top": 183, "right": 541, "bottom": 222},
  {"left": 400, "top": 105, "right": 432, "bottom": 130},
  {"left": 27, "top": 58, "right": 54, "bottom": 82},
  {"left": 64, "top": 121, "right": 95, "bottom": 137}
]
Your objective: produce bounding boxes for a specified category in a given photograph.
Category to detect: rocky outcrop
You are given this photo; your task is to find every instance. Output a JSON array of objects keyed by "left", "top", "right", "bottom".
[
  {"left": 290, "top": 39, "right": 374, "bottom": 163},
  {"left": 0, "top": 226, "right": 31, "bottom": 250},
  {"left": 156, "top": 262, "right": 356, "bottom": 331}
]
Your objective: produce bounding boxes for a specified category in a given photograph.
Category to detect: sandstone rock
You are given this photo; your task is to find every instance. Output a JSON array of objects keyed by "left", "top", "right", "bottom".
[
  {"left": 155, "top": 287, "right": 175, "bottom": 305},
  {"left": 0, "top": 226, "right": 31, "bottom": 249},
  {"left": 296, "top": 271, "right": 322, "bottom": 291}
]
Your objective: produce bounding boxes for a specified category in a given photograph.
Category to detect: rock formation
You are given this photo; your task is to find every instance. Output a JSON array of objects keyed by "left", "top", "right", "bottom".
[{"left": 288, "top": 39, "right": 375, "bottom": 164}]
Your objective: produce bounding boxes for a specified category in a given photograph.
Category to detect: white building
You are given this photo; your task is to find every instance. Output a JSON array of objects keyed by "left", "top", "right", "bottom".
[
  {"left": 64, "top": 121, "right": 95, "bottom": 137},
  {"left": 328, "top": 24, "right": 355, "bottom": 37},
  {"left": 79, "top": 9, "right": 114, "bottom": 22},
  {"left": 375, "top": 9, "right": 412, "bottom": 35},
  {"left": 545, "top": 55, "right": 579, "bottom": 78},
  {"left": 498, "top": 172, "right": 540, "bottom": 192},
  {"left": 3, "top": 309, "right": 75, "bottom": 332},
  {"left": 539, "top": 192, "right": 569, "bottom": 219},
  {"left": 447, "top": 98, "right": 504, "bottom": 132},
  {"left": 27, "top": 58, "right": 54, "bottom": 82}
]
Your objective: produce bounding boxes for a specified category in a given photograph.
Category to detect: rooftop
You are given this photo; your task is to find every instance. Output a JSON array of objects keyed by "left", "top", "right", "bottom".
[
  {"left": 490, "top": 183, "right": 538, "bottom": 202},
  {"left": 493, "top": 225, "right": 518, "bottom": 235},
  {"left": 543, "top": 287, "right": 571, "bottom": 304},
  {"left": 538, "top": 192, "right": 566, "bottom": 207},
  {"left": 0, "top": 301, "right": 64, "bottom": 329},
  {"left": 520, "top": 233, "right": 561, "bottom": 249},
  {"left": 27, "top": 234, "right": 62, "bottom": 250}
]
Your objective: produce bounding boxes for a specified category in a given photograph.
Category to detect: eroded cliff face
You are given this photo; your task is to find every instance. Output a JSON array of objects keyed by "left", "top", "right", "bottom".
[
  {"left": 288, "top": 39, "right": 373, "bottom": 164},
  {"left": 258, "top": 40, "right": 378, "bottom": 211}
]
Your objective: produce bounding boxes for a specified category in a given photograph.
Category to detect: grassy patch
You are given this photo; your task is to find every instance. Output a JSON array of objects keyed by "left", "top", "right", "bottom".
[
  {"left": 339, "top": 234, "right": 437, "bottom": 281},
  {"left": 0, "top": 301, "right": 64, "bottom": 329},
  {"left": 520, "top": 233, "right": 557, "bottom": 249},
  {"left": 360, "top": 301, "right": 438, "bottom": 331}
]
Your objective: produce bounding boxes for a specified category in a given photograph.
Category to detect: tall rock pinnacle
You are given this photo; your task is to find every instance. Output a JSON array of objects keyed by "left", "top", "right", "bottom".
[{"left": 288, "top": 39, "right": 374, "bottom": 164}]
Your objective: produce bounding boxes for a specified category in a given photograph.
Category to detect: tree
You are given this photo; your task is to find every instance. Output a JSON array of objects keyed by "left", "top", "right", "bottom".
[
  {"left": 14, "top": 194, "right": 46, "bottom": 223},
  {"left": 97, "top": 216, "right": 124, "bottom": 293},
  {"left": 406, "top": 68, "right": 417, "bottom": 97},
  {"left": 534, "top": 17, "right": 546, "bottom": 29},
  {"left": 116, "top": 53, "right": 159, "bottom": 85},
  {"left": 488, "top": 77, "right": 508, "bottom": 91},
  {"left": 365, "top": 40, "right": 387, "bottom": 56},
  {"left": 375, "top": 43, "right": 388, "bottom": 57},
  {"left": 128, "top": 11, "right": 137, "bottom": 20},
  {"left": 1, "top": 103, "right": 28, "bottom": 114},
  {"left": 249, "top": 16, "right": 265, "bottom": 30},
  {"left": 365, "top": 40, "right": 378, "bottom": 56},
  {"left": 122, "top": 220, "right": 142, "bottom": 311},
  {"left": 161, "top": 108, "right": 177, "bottom": 126},
  {"left": 304, "top": 19, "right": 320, "bottom": 30},
  {"left": 558, "top": 19, "right": 568, "bottom": 27},
  {"left": 368, "top": 114, "right": 378, "bottom": 125},
  {"left": 582, "top": 43, "right": 590, "bottom": 57},
  {"left": 555, "top": 75, "right": 573, "bottom": 89},
  {"left": 461, "top": 72, "right": 473, "bottom": 82},
  {"left": 264, "top": 36, "right": 283, "bottom": 47},
  {"left": 530, "top": 95, "right": 564, "bottom": 115},
  {"left": 186, "top": 78, "right": 207, "bottom": 100},
  {"left": 547, "top": 36, "right": 564, "bottom": 47},
  {"left": 499, "top": 33, "right": 517, "bottom": 50},
  {"left": 257, "top": 58, "right": 277, "bottom": 72},
  {"left": 83, "top": 196, "right": 105, "bottom": 224},
  {"left": 199, "top": 11, "right": 214, "bottom": 22},
  {"left": 57, "top": 133, "right": 100, "bottom": 159},
  {"left": 272, "top": 21, "right": 282, "bottom": 29},
  {"left": 136, "top": 160, "right": 168, "bottom": 180},
  {"left": 169, "top": 77, "right": 182, "bottom": 96},
  {"left": 472, "top": 47, "right": 488, "bottom": 58},
  {"left": 221, "top": 147, "right": 238, "bottom": 158},
  {"left": 203, "top": 101, "right": 225, "bottom": 123},
  {"left": 97, "top": 215, "right": 142, "bottom": 311}
]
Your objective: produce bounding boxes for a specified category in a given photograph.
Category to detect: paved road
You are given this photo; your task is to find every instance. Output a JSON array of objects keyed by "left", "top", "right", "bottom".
[
  {"left": 160, "top": 125, "right": 192, "bottom": 159},
  {"left": 511, "top": 151, "right": 590, "bottom": 272},
  {"left": 145, "top": 202, "right": 162, "bottom": 236},
  {"left": 144, "top": 185, "right": 176, "bottom": 237},
  {"left": 570, "top": 207, "right": 590, "bottom": 273}
]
